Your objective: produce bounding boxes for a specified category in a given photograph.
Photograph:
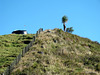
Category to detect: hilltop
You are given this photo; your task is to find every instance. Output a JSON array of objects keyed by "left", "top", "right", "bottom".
[{"left": 11, "top": 29, "right": 100, "bottom": 75}]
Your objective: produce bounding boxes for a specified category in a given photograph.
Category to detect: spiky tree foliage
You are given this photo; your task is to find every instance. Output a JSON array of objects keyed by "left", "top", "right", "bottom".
[
  {"left": 69, "top": 27, "right": 74, "bottom": 33},
  {"left": 62, "top": 15, "right": 68, "bottom": 31},
  {"left": 66, "top": 28, "right": 70, "bottom": 32},
  {"left": 66, "top": 27, "right": 74, "bottom": 33}
]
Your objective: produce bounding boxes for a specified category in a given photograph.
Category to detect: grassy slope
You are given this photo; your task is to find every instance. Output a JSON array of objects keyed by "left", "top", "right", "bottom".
[
  {"left": 6, "top": 29, "right": 100, "bottom": 75},
  {"left": 0, "top": 34, "right": 34, "bottom": 73}
]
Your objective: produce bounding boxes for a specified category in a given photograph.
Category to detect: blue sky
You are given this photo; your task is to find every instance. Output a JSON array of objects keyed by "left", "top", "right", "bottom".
[{"left": 0, "top": 0, "right": 100, "bottom": 43}]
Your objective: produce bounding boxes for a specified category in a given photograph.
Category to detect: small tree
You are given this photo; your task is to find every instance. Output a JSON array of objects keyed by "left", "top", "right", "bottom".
[
  {"left": 66, "top": 28, "right": 70, "bottom": 32},
  {"left": 66, "top": 27, "right": 74, "bottom": 33},
  {"left": 62, "top": 15, "right": 68, "bottom": 31}
]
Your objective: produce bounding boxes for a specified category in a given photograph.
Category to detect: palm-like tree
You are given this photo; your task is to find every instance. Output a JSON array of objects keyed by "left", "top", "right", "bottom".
[{"left": 62, "top": 15, "right": 68, "bottom": 31}]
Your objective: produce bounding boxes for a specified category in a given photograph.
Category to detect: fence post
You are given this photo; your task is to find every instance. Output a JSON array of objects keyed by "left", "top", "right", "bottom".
[
  {"left": 27, "top": 45, "right": 29, "bottom": 51},
  {"left": 38, "top": 30, "right": 39, "bottom": 34},
  {"left": 39, "top": 28, "right": 41, "bottom": 33},
  {"left": 40, "top": 28, "right": 42, "bottom": 32},
  {"left": 16, "top": 56, "right": 18, "bottom": 65},
  {"left": 22, "top": 48, "right": 25, "bottom": 57},
  {"left": 33, "top": 36, "right": 35, "bottom": 41},
  {"left": 30, "top": 42, "right": 32, "bottom": 47},
  {"left": 25, "top": 46, "right": 27, "bottom": 53},
  {"left": 36, "top": 31, "right": 38, "bottom": 37},
  {"left": 18, "top": 54, "right": 21, "bottom": 63},
  {"left": 13, "top": 58, "right": 17, "bottom": 66},
  {"left": 29, "top": 42, "right": 31, "bottom": 47},
  {"left": 39, "top": 28, "right": 43, "bottom": 32},
  {"left": 8, "top": 65, "right": 10, "bottom": 75},
  {"left": 22, "top": 49, "right": 24, "bottom": 57},
  {"left": 42, "top": 28, "right": 43, "bottom": 32}
]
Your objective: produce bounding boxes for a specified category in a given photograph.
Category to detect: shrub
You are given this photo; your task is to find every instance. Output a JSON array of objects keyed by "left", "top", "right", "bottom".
[
  {"left": 66, "top": 27, "right": 74, "bottom": 33},
  {"left": 57, "top": 29, "right": 63, "bottom": 34}
]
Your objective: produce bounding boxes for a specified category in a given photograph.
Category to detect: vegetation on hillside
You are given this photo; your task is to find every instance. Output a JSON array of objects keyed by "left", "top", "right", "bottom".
[
  {"left": 66, "top": 27, "right": 74, "bottom": 33},
  {"left": 0, "top": 34, "right": 34, "bottom": 73},
  {"left": 11, "top": 29, "right": 100, "bottom": 75}
]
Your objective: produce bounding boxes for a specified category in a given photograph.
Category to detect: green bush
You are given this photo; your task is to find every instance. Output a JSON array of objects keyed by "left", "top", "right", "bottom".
[
  {"left": 57, "top": 29, "right": 63, "bottom": 34},
  {"left": 66, "top": 27, "right": 74, "bottom": 33}
]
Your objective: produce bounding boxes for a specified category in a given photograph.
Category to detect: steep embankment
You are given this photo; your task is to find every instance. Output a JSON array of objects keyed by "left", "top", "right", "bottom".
[
  {"left": 12, "top": 29, "right": 100, "bottom": 75},
  {"left": 0, "top": 34, "right": 34, "bottom": 73}
]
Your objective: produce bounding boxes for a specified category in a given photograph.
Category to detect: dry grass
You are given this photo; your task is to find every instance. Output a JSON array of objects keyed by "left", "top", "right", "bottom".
[{"left": 11, "top": 29, "right": 100, "bottom": 75}]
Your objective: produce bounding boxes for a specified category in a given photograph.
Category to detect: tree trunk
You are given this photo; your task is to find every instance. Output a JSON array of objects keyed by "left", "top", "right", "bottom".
[{"left": 63, "top": 23, "right": 66, "bottom": 31}]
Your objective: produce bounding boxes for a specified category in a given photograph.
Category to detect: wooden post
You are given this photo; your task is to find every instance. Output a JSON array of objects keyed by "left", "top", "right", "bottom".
[
  {"left": 36, "top": 31, "right": 38, "bottom": 37},
  {"left": 33, "top": 36, "right": 35, "bottom": 42},
  {"left": 9, "top": 65, "right": 10, "bottom": 75}
]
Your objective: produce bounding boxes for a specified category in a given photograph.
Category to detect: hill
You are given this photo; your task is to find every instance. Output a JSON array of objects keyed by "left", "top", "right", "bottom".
[
  {"left": 0, "top": 34, "right": 34, "bottom": 73},
  {"left": 0, "top": 29, "right": 100, "bottom": 75},
  {"left": 10, "top": 29, "right": 100, "bottom": 75}
]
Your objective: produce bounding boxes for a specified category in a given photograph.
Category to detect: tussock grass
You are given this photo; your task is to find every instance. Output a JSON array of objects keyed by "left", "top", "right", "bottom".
[{"left": 5, "top": 29, "right": 100, "bottom": 75}]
